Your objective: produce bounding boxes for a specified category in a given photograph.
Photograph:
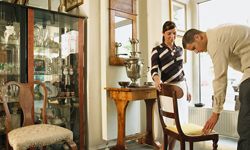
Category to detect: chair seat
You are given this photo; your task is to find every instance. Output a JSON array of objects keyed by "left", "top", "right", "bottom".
[
  {"left": 8, "top": 124, "right": 73, "bottom": 150},
  {"left": 167, "top": 123, "right": 216, "bottom": 136}
]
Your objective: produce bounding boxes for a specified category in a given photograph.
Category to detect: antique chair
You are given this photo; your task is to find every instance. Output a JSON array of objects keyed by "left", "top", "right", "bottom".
[
  {"left": 0, "top": 81, "right": 77, "bottom": 150},
  {"left": 157, "top": 84, "right": 219, "bottom": 150}
]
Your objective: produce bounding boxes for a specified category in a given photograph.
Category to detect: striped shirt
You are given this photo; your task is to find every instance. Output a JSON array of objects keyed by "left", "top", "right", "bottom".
[{"left": 151, "top": 43, "right": 184, "bottom": 83}]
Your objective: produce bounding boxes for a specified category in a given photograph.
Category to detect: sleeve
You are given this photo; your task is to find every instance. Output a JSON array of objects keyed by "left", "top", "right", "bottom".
[
  {"left": 211, "top": 43, "right": 230, "bottom": 113},
  {"left": 151, "top": 48, "right": 159, "bottom": 80}
]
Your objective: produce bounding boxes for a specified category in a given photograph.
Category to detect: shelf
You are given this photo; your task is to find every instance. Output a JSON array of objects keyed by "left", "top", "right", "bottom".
[
  {"left": 34, "top": 72, "right": 61, "bottom": 76},
  {"left": 0, "top": 42, "right": 19, "bottom": 47},
  {"left": 0, "top": 99, "right": 18, "bottom": 103},
  {"left": 0, "top": 73, "right": 19, "bottom": 76},
  {"left": 49, "top": 96, "right": 77, "bottom": 99},
  {"left": 34, "top": 46, "right": 60, "bottom": 58}
]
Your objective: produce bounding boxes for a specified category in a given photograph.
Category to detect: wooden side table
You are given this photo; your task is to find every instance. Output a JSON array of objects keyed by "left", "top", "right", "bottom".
[{"left": 105, "top": 87, "right": 160, "bottom": 150}]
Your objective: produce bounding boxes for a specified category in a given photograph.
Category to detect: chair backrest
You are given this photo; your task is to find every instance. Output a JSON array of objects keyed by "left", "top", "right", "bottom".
[
  {"left": 157, "top": 83, "right": 186, "bottom": 136},
  {"left": 0, "top": 80, "right": 47, "bottom": 133}
]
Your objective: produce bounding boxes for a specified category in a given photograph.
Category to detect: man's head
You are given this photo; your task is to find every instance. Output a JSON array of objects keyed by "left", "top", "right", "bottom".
[{"left": 182, "top": 29, "right": 208, "bottom": 53}]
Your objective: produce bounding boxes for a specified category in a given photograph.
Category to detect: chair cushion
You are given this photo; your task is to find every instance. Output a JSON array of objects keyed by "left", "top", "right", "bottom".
[
  {"left": 166, "top": 123, "right": 215, "bottom": 136},
  {"left": 8, "top": 124, "right": 73, "bottom": 150}
]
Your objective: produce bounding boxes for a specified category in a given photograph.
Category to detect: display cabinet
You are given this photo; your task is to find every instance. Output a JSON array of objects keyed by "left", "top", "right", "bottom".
[{"left": 0, "top": 2, "right": 87, "bottom": 149}]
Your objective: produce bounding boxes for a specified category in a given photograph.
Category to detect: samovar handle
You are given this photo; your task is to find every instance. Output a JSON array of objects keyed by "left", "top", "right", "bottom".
[{"left": 124, "top": 61, "right": 130, "bottom": 68}]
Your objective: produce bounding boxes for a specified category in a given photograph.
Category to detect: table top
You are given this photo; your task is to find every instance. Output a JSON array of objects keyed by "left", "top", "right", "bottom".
[
  {"left": 105, "top": 86, "right": 156, "bottom": 92},
  {"left": 105, "top": 86, "right": 157, "bottom": 101}
]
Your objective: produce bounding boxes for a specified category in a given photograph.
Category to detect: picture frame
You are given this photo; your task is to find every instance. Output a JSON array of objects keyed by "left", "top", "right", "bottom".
[
  {"left": 65, "top": 0, "right": 84, "bottom": 11},
  {"left": 34, "top": 59, "right": 45, "bottom": 74},
  {"left": 175, "top": 35, "right": 187, "bottom": 63},
  {"left": 169, "top": 0, "right": 187, "bottom": 36}
]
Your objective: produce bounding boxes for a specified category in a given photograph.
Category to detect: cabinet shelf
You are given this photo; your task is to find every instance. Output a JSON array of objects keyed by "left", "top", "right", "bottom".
[
  {"left": 34, "top": 46, "right": 59, "bottom": 57},
  {"left": 34, "top": 72, "right": 61, "bottom": 76},
  {"left": 0, "top": 42, "right": 19, "bottom": 47},
  {"left": 0, "top": 73, "right": 19, "bottom": 76}
]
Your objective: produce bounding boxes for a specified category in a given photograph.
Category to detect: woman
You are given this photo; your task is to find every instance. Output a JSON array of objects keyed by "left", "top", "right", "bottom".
[{"left": 151, "top": 21, "right": 191, "bottom": 150}]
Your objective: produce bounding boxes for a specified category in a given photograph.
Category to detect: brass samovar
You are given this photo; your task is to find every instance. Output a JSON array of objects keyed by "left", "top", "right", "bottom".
[{"left": 124, "top": 39, "right": 143, "bottom": 87}]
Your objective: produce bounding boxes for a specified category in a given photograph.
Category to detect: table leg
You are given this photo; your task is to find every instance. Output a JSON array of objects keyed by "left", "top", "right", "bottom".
[
  {"left": 110, "top": 100, "right": 129, "bottom": 150},
  {"left": 144, "top": 99, "right": 161, "bottom": 149}
]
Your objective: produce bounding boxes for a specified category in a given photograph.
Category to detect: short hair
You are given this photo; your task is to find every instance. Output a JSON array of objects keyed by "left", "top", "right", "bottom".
[{"left": 182, "top": 29, "right": 203, "bottom": 49}]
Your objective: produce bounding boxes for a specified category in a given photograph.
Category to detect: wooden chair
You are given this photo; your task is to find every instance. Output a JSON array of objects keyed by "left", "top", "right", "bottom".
[
  {"left": 0, "top": 81, "right": 77, "bottom": 150},
  {"left": 157, "top": 84, "right": 219, "bottom": 150}
]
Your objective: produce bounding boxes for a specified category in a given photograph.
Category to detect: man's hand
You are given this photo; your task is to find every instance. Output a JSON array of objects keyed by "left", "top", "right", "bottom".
[{"left": 202, "top": 112, "right": 220, "bottom": 134}]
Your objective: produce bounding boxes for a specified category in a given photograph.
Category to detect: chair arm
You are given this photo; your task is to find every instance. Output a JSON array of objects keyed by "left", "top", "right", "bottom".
[{"left": 65, "top": 139, "right": 78, "bottom": 150}]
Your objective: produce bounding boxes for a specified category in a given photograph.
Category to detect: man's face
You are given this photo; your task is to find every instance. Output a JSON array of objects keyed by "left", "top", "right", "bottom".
[{"left": 185, "top": 34, "right": 207, "bottom": 53}]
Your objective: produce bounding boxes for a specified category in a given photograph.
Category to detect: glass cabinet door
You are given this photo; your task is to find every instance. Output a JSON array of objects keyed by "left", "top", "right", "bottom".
[
  {"left": 31, "top": 9, "right": 84, "bottom": 149},
  {"left": 0, "top": 3, "right": 27, "bottom": 84},
  {"left": 0, "top": 2, "right": 27, "bottom": 147}
]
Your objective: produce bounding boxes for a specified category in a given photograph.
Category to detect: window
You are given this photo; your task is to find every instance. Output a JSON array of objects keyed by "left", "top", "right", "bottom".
[{"left": 197, "top": 0, "right": 250, "bottom": 110}]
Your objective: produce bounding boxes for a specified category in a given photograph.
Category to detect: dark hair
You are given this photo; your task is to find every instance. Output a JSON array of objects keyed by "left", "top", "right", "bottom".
[
  {"left": 162, "top": 21, "right": 176, "bottom": 42},
  {"left": 182, "top": 29, "right": 202, "bottom": 49}
]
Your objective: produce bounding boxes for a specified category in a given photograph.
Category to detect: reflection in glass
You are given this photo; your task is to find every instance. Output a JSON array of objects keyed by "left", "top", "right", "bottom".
[
  {"left": 33, "top": 9, "right": 81, "bottom": 148},
  {"left": 115, "top": 16, "right": 132, "bottom": 58},
  {"left": 0, "top": 4, "right": 21, "bottom": 83}
]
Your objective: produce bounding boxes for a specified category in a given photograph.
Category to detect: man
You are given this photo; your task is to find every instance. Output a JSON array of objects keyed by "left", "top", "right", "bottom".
[{"left": 182, "top": 24, "right": 250, "bottom": 150}]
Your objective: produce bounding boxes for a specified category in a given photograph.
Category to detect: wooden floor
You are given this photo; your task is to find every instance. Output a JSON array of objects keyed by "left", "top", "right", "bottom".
[
  {"left": 97, "top": 136, "right": 237, "bottom": 150},
  {"left": 174, "top": 136, "right": 237, "bottom": 150}
]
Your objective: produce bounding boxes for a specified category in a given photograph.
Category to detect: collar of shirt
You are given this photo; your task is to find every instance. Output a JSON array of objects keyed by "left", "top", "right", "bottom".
[{"left": 161, "top": 42, "right": 177, "bottom": 51}]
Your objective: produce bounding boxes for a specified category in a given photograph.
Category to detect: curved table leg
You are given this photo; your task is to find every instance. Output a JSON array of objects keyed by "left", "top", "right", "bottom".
[
  {"left": 110, "top": 100, "right": 129, "bottom": 150},
  {"left": 144, "top": 99, "right": 161, "bottom": 149}
]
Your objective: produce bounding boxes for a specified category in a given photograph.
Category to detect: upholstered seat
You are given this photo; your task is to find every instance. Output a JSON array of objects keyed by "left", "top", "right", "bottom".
[
  {"left": 8, "top": 124, "right": 73, "bottom": 150},
  {"left": 167, "top": 123, "right": 216, "bottom": 136}
]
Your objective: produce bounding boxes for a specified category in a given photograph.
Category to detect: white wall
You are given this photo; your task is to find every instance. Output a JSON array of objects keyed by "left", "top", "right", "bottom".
[
  {"left": 28, "top": 0, "right": 194, "bottom": 149},
  {"left": 85, "top": 0, "right": 194, "bottom": 148}
]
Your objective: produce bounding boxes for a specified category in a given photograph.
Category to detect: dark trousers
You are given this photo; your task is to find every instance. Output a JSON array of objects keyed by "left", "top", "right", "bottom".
[{"left": 237, "top": 78, "right": 250, "bottom": 150}]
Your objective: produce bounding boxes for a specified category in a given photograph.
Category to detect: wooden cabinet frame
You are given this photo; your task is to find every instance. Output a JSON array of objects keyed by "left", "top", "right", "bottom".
[{"left": 27, "top": 8, "right": 87, "bottom": 150}]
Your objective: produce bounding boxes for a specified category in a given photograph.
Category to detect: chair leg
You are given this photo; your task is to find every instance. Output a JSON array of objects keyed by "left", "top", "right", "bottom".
[
  {"left": 66, "top": 139, "right": 78, "bottom": 150},
  {"left": 163, "top": 134, "right": 168, "bottom": 150},
  {"left": 180, "top": 141, "right": 185, "bottom": 150},
  {"left": 213, "top": 138, "right": 218, "bottom": 150},
  {"left": 189, "top": 142, "right": 193, "bottom": 150},
  {"left": 6, "top": 144, "right": 12, "bottom": 150}
]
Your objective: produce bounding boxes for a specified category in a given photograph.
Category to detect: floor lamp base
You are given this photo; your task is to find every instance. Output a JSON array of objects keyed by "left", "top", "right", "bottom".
[{"left": 194, "top": 103, "right": 204, "bottom": 107}]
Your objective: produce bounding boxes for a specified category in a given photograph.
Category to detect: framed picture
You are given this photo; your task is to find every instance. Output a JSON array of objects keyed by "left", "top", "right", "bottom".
[
  {"left": 65, "top": 0, "right": 84, "bottom": 11},
  {"left": 34, "top": 59, "right": 45, "bottom": 74},
  {"left": 169, "top": 0, "right": 187, "bottom": 35},
  {"left": 175, "top": 35, "right": 187, "bottom": 63}
]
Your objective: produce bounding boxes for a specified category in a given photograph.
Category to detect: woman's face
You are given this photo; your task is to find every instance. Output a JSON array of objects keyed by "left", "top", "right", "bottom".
[{"left": 163, "top": 28, "right": 177, "bottom": 44}]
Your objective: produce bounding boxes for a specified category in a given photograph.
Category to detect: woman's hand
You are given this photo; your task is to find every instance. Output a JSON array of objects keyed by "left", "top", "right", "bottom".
[
  {"left": 153, "top": 75, "right": 161, "bottom": 91},
  {"left": 187, "top": 93, "right": 191, "bottom": 102}
]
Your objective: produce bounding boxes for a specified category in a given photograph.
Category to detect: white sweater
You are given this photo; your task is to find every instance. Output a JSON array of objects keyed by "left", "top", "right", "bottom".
[{"left": 206, "top": 24, "right": 250, "bottom": 113}]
